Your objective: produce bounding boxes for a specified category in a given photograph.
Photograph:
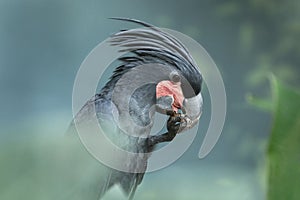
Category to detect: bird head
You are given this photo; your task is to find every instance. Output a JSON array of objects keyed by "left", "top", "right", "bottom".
[{"left": 108, "top": 18, "right": 203, "bottom": 133}]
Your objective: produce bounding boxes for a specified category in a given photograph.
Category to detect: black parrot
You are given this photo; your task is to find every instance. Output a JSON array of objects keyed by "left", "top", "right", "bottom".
[{"left": 68, "top": 18, "right": 203, "bottom": 200}]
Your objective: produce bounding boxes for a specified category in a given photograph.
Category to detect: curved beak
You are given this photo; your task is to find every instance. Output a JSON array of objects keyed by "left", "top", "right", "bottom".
[{"left": 180, "top": 92, "right": 203, "bottom": 132}]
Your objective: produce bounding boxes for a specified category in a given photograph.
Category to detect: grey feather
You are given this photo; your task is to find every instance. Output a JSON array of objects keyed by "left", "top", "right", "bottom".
[{"left": 68, "top": 18, "right": 203, "bottom": 200}]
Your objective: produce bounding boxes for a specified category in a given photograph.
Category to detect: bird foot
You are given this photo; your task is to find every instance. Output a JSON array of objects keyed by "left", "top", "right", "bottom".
[{"left": 147, "top": 111, "right": 187, "bottom": 149}]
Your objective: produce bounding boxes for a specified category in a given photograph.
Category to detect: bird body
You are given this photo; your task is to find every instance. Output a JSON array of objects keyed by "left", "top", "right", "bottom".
[{"left": 69, "top": 18, "right": 203, "bottom": 200}]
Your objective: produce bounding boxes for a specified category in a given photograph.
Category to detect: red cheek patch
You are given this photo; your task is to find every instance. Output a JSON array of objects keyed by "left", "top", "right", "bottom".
[{"left": 156, "top": 80, "right": 184, "bottom": 112}]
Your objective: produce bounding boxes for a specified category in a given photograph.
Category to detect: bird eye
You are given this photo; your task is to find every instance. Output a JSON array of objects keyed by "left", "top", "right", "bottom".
[{"left": 170, "top": 72, "right": 181, "bottom": 82}]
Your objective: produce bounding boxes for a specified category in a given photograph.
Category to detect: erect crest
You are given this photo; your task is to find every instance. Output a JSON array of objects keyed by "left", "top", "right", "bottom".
[{"left": 108, "top": 18, "right": 202, "bottom": 96}]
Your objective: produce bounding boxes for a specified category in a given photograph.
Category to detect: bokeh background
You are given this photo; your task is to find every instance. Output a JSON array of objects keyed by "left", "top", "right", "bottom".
[{"left": 1, "top": 0, "right": 299, "bottom": 199}]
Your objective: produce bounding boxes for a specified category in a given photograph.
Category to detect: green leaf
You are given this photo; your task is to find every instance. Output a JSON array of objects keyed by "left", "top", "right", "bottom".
[
  {"left": 246, "top": 93, "right": 273, "bottom": 112},
  {"left": 267, "top": 75, "right": 300, "bottom": 200}
]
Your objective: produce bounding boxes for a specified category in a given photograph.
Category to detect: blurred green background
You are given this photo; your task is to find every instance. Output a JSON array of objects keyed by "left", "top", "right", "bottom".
[{"left": 0, "top": 0, "right": 299, "bottom": 199}]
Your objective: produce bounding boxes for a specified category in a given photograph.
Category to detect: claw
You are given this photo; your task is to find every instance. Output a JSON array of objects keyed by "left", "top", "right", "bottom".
[
  {"left": 174, "top": 121, "right": 181, "bottom": 126},
  {"left": 166, "top": 109, "right": 176, "bottom": 116},
  {"left": 167, "top": 113, "right": 184, "bottom": 135},
  {"left": 147, "top": 113, "right": 189, "bottom": 147}
]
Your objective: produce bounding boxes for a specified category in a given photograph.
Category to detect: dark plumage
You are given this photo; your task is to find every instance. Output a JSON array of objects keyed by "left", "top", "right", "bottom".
[{"left": 68, "top": 18, "right": 203, "bottom": 200}]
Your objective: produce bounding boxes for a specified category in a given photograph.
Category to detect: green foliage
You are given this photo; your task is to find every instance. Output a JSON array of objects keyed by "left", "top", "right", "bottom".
[
  {"left": 247, "top": 75, "right": 300, "bottom": 199},
  {"left": 267, "top": 76, "right": 300, "bottom": 200},
  {"left": 246, "top": 92, "right": 273, "bottom": 112}
]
